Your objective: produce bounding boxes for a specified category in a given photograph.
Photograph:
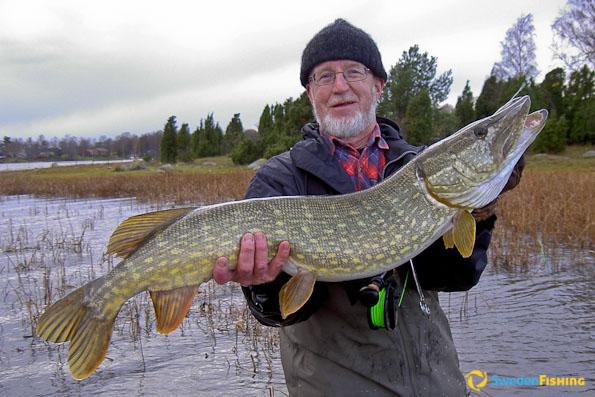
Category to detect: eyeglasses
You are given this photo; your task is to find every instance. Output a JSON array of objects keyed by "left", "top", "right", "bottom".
[{"left": 309, "top": 66, "right": 370, "bottom": 86}]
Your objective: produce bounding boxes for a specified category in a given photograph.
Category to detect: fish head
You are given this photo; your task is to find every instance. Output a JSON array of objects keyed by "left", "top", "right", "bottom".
[{"left": 418, "top": 95, "right": 548, "bottom": 209}]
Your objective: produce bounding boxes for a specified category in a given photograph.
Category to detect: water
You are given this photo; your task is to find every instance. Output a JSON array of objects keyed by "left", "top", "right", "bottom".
[
  {"left": 444, "top": 267, "right": 594, "bottom": 395},
  {"left": 0, "top": 160, "right": 132, "bottom": 172},
  {"left": 0, "top": 195, "right": 593, "bottom": 396}
]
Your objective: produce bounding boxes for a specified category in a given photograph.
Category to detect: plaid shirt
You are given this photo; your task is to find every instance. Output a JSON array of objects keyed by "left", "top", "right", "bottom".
[{"left": 325, "top": 124, "right": 388, "bottom": 191}]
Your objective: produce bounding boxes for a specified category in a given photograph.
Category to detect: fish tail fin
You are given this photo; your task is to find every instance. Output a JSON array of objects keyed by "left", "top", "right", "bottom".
[{"left": 36, "top": 278, "right": 118, "bottom": 380}]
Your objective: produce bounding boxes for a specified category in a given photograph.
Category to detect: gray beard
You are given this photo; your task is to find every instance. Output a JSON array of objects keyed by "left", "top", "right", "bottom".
[{"left": 312, "top": 90, "right": 378, "bottom": 139}]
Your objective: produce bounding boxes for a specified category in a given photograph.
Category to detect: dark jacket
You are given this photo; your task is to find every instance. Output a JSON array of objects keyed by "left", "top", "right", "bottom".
[{"left": 242, "top": 117, "right": 495, "bottom": 327}]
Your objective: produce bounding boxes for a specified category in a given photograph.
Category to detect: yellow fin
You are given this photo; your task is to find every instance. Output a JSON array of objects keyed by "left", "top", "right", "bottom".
[
  {"left": 149, "top": 285, "right": 198, "bottom": 334},
  {"left": 453, "top": 211, "right": 476, "bottom": 258},
  {"left": 68, "top": 310, "right": 116, "bottom": 380},
  {"left": 106, "top": 207, "right": 194, "bottom": 258},
  {"left": 279, "top": 271, "right": 316, "bottom": 319},
  {"left": 443, "top": 229, "right": 455, "bottom": 250},
  {"left": 37, "top": 287, "right": 87, "bottom": 343},
  {"left": 37, "top": 278, "right": 118, "bottom": 380}
]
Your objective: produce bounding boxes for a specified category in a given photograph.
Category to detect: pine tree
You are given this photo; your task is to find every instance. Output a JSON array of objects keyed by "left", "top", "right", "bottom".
[
  {"left": 455, "top": 81, "right": 475, "bottom": 128},
  {"left": 160, "top": 116, "right": 177, "bottom": 163},
  {"left": 403, "top": 89, "right": 434, "bottom": 145},
  {"left": 177, "top": 123, "right": 192, "bottom": 162},
  {"left": 223, "top": 113, "right": 244, "bottom": 154},
  {"left": 379, "top": 45, "right": 452, "bottom": 121}
]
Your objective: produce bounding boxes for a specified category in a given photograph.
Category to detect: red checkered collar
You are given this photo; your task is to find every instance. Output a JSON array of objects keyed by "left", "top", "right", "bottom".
[{"left": 323, "top": 123, "right": 389, "bottom": 155}]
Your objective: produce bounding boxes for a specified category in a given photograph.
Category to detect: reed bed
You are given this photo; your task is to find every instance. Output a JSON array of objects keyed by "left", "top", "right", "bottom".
[
  {"left": 491, "top": 168, "right": 594, "bottom": 271},
  {"left": 0, "top": 169, "right": 255, "bottom": 205}
]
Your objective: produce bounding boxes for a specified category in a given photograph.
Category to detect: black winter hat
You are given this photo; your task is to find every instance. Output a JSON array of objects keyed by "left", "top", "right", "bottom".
[{"left": 300, "top": 18, "right": 387, "bottom": 87}]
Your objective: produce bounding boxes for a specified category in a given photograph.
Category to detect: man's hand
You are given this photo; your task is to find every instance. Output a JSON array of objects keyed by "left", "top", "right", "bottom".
[
  {"left": 471, "top": 153, "right": 526, "bottom": 222},
  {"left": 213, "top": 232, "right": 290, "bottom": 286}
]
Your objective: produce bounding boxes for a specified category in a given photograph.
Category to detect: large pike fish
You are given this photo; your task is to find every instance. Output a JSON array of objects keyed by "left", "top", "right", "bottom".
[{"left": 37, "top": 95, "right": 547, "bottom": 380}]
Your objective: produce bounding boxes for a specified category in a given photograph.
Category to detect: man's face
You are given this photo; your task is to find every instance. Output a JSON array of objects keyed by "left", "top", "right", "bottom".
[{"left": 306, "top": 60, "right": 384, "bottom": 138}]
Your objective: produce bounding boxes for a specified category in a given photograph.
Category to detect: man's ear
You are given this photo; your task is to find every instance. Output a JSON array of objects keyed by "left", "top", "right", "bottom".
[{"left": 375, "top": 78, "right": 385, "bottom": 101}]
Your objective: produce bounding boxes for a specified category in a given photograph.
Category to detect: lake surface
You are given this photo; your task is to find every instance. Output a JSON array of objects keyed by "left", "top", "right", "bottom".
[
  {"left": 0, "top": 159, "right": 132, "bottom": 171},
  {"left": 0, "top": 195, "right": 593, "bottom": 396}
]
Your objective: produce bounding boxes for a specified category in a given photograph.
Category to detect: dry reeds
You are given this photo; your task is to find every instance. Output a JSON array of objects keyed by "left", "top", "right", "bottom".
[
  {"left": 0, "top": 170, "right": 255, "bottom": 205},
  {"left": 491, "top": 168, "right": 594, "bottom": 271}
]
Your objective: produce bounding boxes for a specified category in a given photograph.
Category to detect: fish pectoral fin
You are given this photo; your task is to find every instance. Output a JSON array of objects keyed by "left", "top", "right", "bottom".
[
  {"left": 279, "top": 271, "right": 316, "bottom": 320},
  {"left": 150, "top": 285, "right": 198, "bottom": 334},
  {"left": 106, "top": 207, "right": 195, "bottom": 258},
  {"left": 443, "top": 229, "right": 455, "bottom": 250},
  {"left": 452, "top": 210, "right": 476, "bottom": 258}
]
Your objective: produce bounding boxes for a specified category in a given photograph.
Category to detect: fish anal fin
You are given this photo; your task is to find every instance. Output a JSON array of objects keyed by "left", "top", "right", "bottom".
[
  {"left": 453, "top": 211, "right": 476, "bottom": 258},
  {"left": 106, "top": 207, "right": 195, "bottom": 258},
  {"left": 279, "top": 271, "right": 316, "bottom": 319},
  {"left": 149, "top": 285, "right": 198, "bottom": 334}
]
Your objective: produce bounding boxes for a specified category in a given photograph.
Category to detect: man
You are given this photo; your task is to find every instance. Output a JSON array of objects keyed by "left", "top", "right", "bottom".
[{"left": 213, "top": 19, "right": 523, "bottom": 396}]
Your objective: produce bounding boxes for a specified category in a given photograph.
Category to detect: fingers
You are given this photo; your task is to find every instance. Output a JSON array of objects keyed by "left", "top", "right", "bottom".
[
  {"left": 471, "top": 198, "right": 498, "bottom": 222},
  {"left": 502, "top": 153, "right": 526, "bottom": 194},
  {"left": 213, "top": 256, "right": 233, "bottom": 284},
  {"left": 213, "top": 232, "right": 289, "bottom": 286}
]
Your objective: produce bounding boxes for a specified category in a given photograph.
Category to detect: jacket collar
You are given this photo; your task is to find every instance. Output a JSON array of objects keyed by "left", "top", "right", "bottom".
[{"left": 290, "top": 117, "right": 413, "bottom": 195}]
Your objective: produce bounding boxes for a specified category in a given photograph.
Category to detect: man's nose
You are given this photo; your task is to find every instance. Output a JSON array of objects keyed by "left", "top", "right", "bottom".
[{"left": 331, "top": 72, "right": 350, "bottom": 92}]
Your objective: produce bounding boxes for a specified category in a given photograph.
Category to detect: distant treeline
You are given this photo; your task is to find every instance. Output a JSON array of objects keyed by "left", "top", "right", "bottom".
[
  {"left": 3, "top": 63, "right": 592, "bottom": 165},
  {"left": 1, "top": 131, "right": 161, "bottom": 162}
]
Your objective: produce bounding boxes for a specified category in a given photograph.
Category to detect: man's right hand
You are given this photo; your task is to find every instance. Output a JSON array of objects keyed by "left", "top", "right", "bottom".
[{"left": 212, "top": 232, "right": 290, "bottom": 286}]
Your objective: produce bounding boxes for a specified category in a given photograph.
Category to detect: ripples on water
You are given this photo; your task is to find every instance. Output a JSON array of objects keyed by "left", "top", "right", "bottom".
[{"left": 0, "top": 195, "right": 592, "bottom": 396}]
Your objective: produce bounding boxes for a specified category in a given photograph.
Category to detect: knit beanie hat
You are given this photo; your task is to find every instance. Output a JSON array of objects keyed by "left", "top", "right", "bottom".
[{"left": 300, "top": 18, "right": 387, "bottom": 87}]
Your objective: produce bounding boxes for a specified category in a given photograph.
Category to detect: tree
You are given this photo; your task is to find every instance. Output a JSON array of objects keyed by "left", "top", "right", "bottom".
[
  {"left": 379, "top": 45, "right": 453, "bottom": 121},
  {"left": 230, "top": 139, "right": 261, "bottom": 165},
  {"left": 565, "top": 65, "right": 595, "bottom": 144},
  {"left": 223, "top": 113, "right": 244, "bottom": 154},
  {"left": 551, "top": 0, "right": 595, "bottom": 72},
  {"left": 538, "top": 68, "right": 566, "bottom": 118},
  {"left": 402, "top": 89, "right": 434, "bottom": 145},
  {"left": 475, "top": 75, "right": 503, "bottom": 119},
  {"left": 455, "top": 81, "right": 475, "bottom": 128},
  {"left": 492, "top": 14, "right": 539, "bottom": 80},
  {"left": 177, "top": 123, "right": 192, "bottom": 161},
  {"left": 433, "top": 105, "right": 459, "bottom": 140},
  {"left": 531, "top": 115, "right": 568, "bottom": 153},
  {"left": 160, "top": 116, "right": 177, "bottom": 163},
  {"left": 193, "top": 113, "right": 223, "bottom": 158}
]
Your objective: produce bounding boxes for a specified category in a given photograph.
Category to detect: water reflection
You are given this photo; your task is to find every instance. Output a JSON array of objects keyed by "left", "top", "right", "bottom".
[
  {"left": 0, "top": 195, "right": 592, "bottom": 396},
  {"left": 443, "top": 265, "right": 594, "bottom": 395}
]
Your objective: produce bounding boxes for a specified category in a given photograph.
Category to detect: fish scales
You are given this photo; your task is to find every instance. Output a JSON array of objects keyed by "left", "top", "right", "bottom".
[{"left": 36, "top": 95, "right": 548, "bottom": 380}]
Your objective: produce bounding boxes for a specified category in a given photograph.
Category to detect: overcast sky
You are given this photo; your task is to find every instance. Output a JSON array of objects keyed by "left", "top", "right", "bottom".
[{"left": 0, "top": 0, "right": 568, "bottom": 140}]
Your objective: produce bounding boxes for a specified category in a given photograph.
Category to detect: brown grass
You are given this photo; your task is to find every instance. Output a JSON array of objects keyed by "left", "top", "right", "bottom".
[
  {"left": 0, "top": 169, "right": 255, "bottom": 205},
  {"left": 491, "top": 168, "right": 594, "bottom": 271}
]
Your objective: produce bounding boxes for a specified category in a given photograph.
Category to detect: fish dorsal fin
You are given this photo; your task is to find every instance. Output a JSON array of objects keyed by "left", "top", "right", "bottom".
[
  {"left": 149, "top": 285, "right": 198, "bottom": 334},
  {"left": 106, "top": 208, "right": 194, "bottom": 258},
  {"left": 452, "top": 211, "right": 476, "bottom": 258},
  {"left": 279, "top": 270, "right": 317, "bottom": 319}
]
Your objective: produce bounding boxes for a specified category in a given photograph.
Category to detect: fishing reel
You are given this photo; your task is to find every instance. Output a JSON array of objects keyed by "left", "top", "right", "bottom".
[{"left": 359, "top": 270, "right": 402, "bottom": 330}]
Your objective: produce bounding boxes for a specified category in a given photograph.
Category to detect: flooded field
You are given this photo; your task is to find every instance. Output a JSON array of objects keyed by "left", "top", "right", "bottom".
[{"left": 0, "top": 195, "right": 593, "bottom": 396}]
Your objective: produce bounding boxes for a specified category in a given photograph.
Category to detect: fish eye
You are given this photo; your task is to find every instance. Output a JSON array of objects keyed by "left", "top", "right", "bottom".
[{"left": 474, "top": 126, "right": 488, "bottom": 138}]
